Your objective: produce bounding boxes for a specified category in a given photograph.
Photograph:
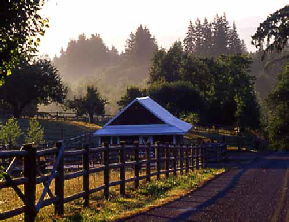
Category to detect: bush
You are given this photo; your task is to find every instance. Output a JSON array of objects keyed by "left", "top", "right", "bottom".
[
  {"left": 0, "top": 117, "right": 22, "bottom": 148},
  {"left": 25, "top": 118, "right": 44, "bottom": 145}
]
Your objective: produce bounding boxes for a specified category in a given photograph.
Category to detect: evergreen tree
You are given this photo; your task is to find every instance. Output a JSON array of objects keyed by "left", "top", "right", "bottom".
[
  {"left": 124, "top": 25, "right": 158, "bottom": 64},
  {"left": 228, "top": 22, "right": 243, "bottom": 54},
  {"left": 183, "top": 20, "right": 195, "bottom": 54},
  {"left": 211, "top": 13, "right": 230, "bottom": 56},
  {"left": 194, "top": 18, "right": 203, "bottom": 56},
  {"left": 200, "top": 17, "right": 213, "bottom": 57}
]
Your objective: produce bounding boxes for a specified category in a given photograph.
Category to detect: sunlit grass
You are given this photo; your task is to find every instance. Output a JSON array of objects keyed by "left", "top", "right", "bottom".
[{"left": 0, "top": 168, "right": 224, "bottom": 221}]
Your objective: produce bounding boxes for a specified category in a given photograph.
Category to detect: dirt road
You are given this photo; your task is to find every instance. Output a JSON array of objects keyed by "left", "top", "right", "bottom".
[{"left": 123, "top": 152, "right": 289, "bottom": 222}]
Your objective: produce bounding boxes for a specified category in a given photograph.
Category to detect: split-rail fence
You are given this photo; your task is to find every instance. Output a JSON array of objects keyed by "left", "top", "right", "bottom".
[{"left": 0, "top": 141, "right": 226, "bottom": 221}]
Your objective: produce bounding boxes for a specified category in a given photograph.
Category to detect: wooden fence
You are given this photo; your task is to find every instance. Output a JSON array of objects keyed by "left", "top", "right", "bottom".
[
  {"left": 0, "top": 141, "right": 225, "bottom": 221},
  {"left": 0, "top": 111, "right": 112, "bottom": 125}
]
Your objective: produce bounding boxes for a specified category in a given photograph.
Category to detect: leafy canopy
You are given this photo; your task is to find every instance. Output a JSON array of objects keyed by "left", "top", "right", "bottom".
[
  {"left": 0, "top": 0, "right": 49, "bottom": 84},
  {"left": 252, "top": 5, "right": 289, "bottom": 58},
  {"left": 266, "top": 63, "right": 289, "bottom": 150},
  {"left": 65, "top": 86, "right": 107, "bottom": 123},
  {"left": 0, "top": 58, "right": 67, "bottom": 118}
]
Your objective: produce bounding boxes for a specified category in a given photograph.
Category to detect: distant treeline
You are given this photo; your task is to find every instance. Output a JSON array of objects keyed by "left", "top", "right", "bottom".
[{"left": 51, "top": 13, "right": 284, "bottom": 114}]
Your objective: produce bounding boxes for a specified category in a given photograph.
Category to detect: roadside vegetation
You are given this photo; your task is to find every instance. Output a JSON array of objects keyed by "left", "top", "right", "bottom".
[{"left": 0, "top": 168, "right": 224, "bottom": 221}]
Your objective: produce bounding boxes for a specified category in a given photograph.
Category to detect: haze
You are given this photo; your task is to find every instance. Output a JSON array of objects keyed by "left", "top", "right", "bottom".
[{"left": 38, "top": 0, "right": 288, "bottom": 58}]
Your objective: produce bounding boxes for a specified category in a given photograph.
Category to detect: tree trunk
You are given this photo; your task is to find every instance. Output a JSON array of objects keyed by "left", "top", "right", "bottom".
[
  {"left": 13, "top": 105, "right": 22, "bottom": 119},
  {"left": 88, "top": 112, "right": 94, "bottom": 123}
]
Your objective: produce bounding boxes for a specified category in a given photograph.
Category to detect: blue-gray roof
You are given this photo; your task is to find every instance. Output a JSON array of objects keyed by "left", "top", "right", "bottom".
[{"left": 94, "top": 97, "right": 192, "bottom": 136}]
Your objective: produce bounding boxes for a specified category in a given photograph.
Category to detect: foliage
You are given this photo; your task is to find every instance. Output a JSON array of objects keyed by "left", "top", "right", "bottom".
[
  {"left": 0, "top": 166, "right": 6, "bottom": 179},
  {"left": 25, "top": 118, "right": 44, "bottom": 145},
  {"left": 124, "top": 24, "right": 158, "bottom": 64},
  {"left": 183, "top": 13, "right": 246, "bottom": 57},
  {"left": 53, "top": 33, "right": 118, "bottom": 82},
  {"left": 148, "top": 43, "right": 259, "bottom": 127},
  {"left": 179, "top": 112, "right": 200, "bottom": 125},
  {"left": 148, "top": 81, "right": 205, "bottom": 118},
  {"left": 0, "top": 117, "right": 22, "bottom": 147},
  {"left": 55, "top": 168, "right": 224, "bottom": 222},
  {"left": 117, "top": 86, "right": 146, "bottom": 110},
  {"left": 0, "top": 58, "right": 67, "bottom": 118},
  {"left": 266, "top": 63, "right": 289, "bottom": 150},
  {"left": 0, "top": 0, "right": 49, "bottom": 84},
  {"left": 65, "top": 86, "right": 107, "bottom": 123},
  {"left": 252, "top": 5, "right": 289, "bottom": 58}
]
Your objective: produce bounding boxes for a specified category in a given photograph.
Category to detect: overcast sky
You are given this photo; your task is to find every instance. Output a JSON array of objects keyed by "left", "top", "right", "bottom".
[{"left": 38, "top": 0, "right": 288, "bottom": 58}]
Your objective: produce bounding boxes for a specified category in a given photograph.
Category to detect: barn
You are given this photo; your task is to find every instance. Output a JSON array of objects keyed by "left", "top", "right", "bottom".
[{"left": 93, "top": 97, "right": 192, "bottom": 145}]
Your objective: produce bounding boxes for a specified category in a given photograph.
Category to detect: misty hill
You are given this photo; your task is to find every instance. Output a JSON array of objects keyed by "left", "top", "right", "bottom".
[{"left": 51, "top": 15, "right": 282, "bottom": 115}]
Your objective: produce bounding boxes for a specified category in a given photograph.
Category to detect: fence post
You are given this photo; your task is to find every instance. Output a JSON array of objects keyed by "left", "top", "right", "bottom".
[
  {"left": 191, "top": 145, "right": 194, "bottom": 171},
  {"left": 180, "top": 144, "right": 184, "bottom": 175},
  {"left": 104, "top": 143, "right": 110, "bottom": 199},
  {"left": 156, "top": 143, "right": 161, "bottom": 180},
  {"left": 173, "top": 145, "right": 177, "bottom": 177},
  {"left": 134, "top": 142, "right": 140, "bottom": 189},
  {"left": 196, "top": 146, "right": 200, "bottom": 170},
  {"left": 165, "top": 143, "right": 170, "bottom": 178},
  {"left": 119, "top": 143, "right": 125, "bottom": 196},
  {"left": 23, "top": 144, "right": 37, "bottom": 222},
  {"left": 146, "top": 143, "right": 151, "bottom": 182},
  {"left": 55, "top": 141, "right": 64, "bottom": 215},
  {"left": 83, "top": 144, "right": 90, "bottom": 207},
  {"left": 185, "top": 144, "right": 189, "bottom": 173},
  {"left": 201, "top": 145, "right": 206, "bottom": 168}
]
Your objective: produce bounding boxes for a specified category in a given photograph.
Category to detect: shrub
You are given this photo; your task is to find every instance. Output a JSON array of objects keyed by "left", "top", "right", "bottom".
[
  {"left": 25, "top": 118, "right": 44, "bottom": 145},
  {"left": 0, "top": 117, "right": 22, "bottom": 148}
]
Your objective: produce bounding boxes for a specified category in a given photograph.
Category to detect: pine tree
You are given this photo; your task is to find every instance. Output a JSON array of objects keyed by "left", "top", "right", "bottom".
[
  {"left": 201, "top": 17, "right": 213, "bottom": 57},
  {"left": 228, "top": 22, "right": 242, "bottom": 54},
  {"left": 211, "top": 13, "right": 230, "bottom": 56},
  {"left": 183, "top": 20, "right": 195, "bottom": 54},
  {"left": 124, "top": 25, "right": 158, "bottom": 64},
  {"left": 194, "top": 18, "right": 203, "bottom": 56}
]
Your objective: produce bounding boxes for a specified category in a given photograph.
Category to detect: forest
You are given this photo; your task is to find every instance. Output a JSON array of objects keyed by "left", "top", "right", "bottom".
[
  {"left": 1, "top": 6, "right": 289, "bottom": 150},
  {"left": 51, "top": 14, "right": 285, "bottom": 114}
]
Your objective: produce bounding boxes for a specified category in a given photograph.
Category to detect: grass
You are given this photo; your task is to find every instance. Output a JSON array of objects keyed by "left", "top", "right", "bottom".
[
  {"left": 0, "top": 167, "right": 224, "bottom": 222},
  {"left": 0, "top": 118, "right": 101, "bottom": 145},
  {"left": 59, "top": 168, "right": 224, "bottom": 222}
]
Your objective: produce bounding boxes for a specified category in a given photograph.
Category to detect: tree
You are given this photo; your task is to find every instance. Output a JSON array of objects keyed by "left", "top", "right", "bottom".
[
  {"left": 53, "top": 33, "right": 113, "bottom": 81},
  {"left": 252, "top": 5, "right": 289, "bottom": 57},
  {"left": 0, "top": 0, "right": 49, "bottom": 84},
  {"left": 252, "top": 5, "right": 289, "bottom": 150},
  {"left": 124, "top": 25, "right": 158, "bottom": 64},
  {"left": 0, "top": 117, "right": 22, "bottom": 147},
  {"left": 211, "top": 13, "right": 230, "bottom": 56},
  {"left": 117, "top": 86, "right": 145, "bottom": 110},
  {"left": 0, "top": 58, "right": 67, "bottom": 118},
  {"left": 266, "top": 63, "right": 289, "bottom": 150},
  {"left": 228, "top": 22, "right": 243, "bottom": 54},
  {"left": 148, "top": 81, "right": 205, "bottom": 118},
  {"left": 149, "top": 42, "right": 184, "bottom": 84},
  {"left": 66, "top": 86, "right": 107, "bottom": 123},
  {"left": 183, "top": 21, "right": 195, "bottom": 54},
  {"left": 25, "top": 119, "right": 44, "bottom": 145},
  {"left": 201, "top": 18, "right": 213, "bottom": 57}
]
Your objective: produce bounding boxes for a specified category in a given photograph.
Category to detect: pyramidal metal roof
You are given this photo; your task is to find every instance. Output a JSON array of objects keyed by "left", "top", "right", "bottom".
[{"left": 94, "top": 97, "right": 192, "bottom": 136}]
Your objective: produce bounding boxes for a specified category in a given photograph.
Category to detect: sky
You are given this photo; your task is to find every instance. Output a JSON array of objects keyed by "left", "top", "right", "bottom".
[{"left": 38, "top": 0, "right": 288, "bottom": 58}]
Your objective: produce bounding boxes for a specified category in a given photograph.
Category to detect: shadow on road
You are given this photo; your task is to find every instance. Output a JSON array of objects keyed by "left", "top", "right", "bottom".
[{"left": 124, "top": 152, "right": 289, "bottom": 221}]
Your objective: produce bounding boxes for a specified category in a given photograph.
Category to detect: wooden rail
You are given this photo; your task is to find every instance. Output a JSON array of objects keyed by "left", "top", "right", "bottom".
[{"left": 0, "top": 142, "right": 226, "bottom": 221}]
